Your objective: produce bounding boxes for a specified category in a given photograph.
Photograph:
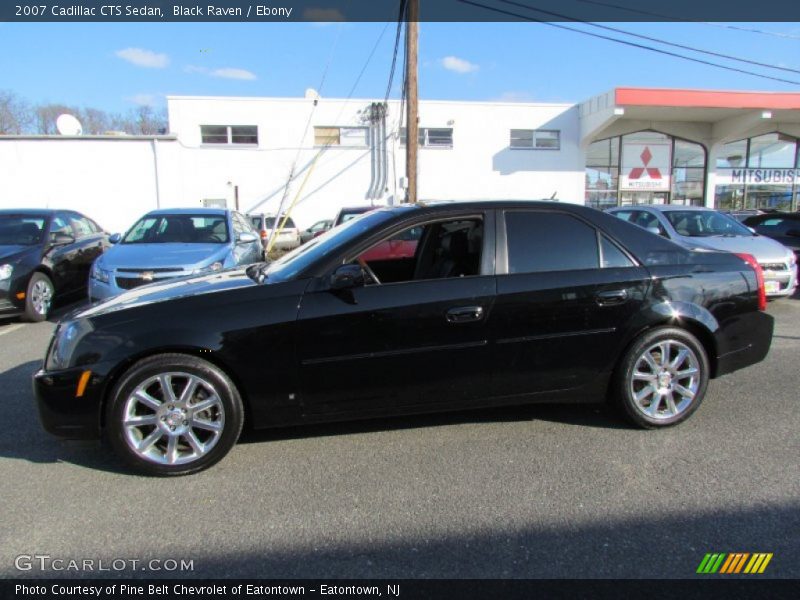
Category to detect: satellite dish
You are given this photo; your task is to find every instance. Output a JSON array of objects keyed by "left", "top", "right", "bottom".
[
  {"left": 56, "top": 114, "right": 83, "bottom": 136},
  {"left": 304, "top": 88, "right": 320, "bottom": 101}
]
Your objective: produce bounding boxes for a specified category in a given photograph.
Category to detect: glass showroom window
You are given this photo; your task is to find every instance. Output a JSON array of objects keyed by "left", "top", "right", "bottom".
[
  {"left": 714, "top": 133, "right": 800, "bottom": 211},
  {"left": 586, "top": 133, "right": 705, "bottom": 208},
  {"left": 585, "top": 137, "right": 619, "bottom": 209}
]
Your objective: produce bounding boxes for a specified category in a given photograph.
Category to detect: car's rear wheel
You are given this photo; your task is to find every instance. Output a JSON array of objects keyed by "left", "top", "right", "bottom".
[
  {"left": 106, "top": 354, "right": 243, "bottom": 476},
  {"left": 613, "top": 327, "right": 709, "bottom": 428},
  {"left": 24, "top": 272, "right": 54, "bottom": 322}
]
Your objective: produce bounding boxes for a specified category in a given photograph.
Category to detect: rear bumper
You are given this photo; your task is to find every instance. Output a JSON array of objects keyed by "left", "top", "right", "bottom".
[
  {"left": 32, "top": 361, "right": 115, "bottom": 439},
  {"left": 716, "top": 311, "right": 774, "bottom": 378}
]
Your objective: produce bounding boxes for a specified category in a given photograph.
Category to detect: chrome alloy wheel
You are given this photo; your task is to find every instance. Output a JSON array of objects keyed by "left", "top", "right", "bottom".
[
  {"left": 31, "top": 279, "right": 53, "bottom": 316},
  {"left": 122, "top": 372, "right": 225, "bottom": 465},
  {"left": 629, "top": 340, "right": 701, "bottom": 420}
]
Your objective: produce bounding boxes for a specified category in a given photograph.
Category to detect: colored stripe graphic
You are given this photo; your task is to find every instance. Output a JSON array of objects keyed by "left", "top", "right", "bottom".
[{"left": 698, "top": 553, "right": 773, "bottom": 574}]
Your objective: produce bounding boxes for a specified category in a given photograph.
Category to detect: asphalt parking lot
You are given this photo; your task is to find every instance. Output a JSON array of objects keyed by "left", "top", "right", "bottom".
[{"left": 1, "top": 299, "right": 798, "bottom": 579}]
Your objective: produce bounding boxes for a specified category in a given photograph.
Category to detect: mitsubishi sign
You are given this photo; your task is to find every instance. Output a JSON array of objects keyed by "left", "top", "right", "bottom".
[
  {"left": 620, "top": 141, "right": 671, "bottom": 191},
  {"left": 716, "top": 169, "right": 800, "bottom": 185}
]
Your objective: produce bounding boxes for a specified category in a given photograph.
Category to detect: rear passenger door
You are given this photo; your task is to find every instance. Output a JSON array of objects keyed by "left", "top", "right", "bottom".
[{"left": 490, "top": 209, "right": 651, "bottom": 397}]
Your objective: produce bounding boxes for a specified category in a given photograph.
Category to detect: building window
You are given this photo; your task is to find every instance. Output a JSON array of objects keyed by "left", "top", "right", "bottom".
[
  {"left": 399, "top": 127, "right": 454, "bottom": 148},
  {"left": 586, "top": 132, "right": 706, "bottom": 209},
  {"left": 314, "top": 126, "right": 368, "bottom": 147},
  {"left": 715, "top": 132, "right": 800, "bottom": 211},
  {"left": 201, "top": 125, "right": 258, "bottom": 145},
  {"left": 509, "top": 129, "right": 560, "bottom": 150}
]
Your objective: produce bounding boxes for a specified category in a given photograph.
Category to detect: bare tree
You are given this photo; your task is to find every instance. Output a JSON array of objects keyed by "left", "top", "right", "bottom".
[
  {"left": 79, "top": 107, "right": 111, "bottom": 135},
  {"left": 0, "top": 90, "right": 33, "bottom": 134}
]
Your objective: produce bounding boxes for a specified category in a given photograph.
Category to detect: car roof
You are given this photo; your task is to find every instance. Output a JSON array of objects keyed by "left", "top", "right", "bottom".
[
  {"left": 145, "top": 208, "right": 228, "bottom": 216},
  {"left": 0, "top": 208, "right": 57, "bottom": 216}
]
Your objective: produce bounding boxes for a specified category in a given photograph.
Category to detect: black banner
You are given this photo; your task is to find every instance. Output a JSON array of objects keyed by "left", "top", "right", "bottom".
[
  {"left": 3, "top": 0, "right": 800, "bottom": 22},
  {"left": 3, "top": 579, "right": 800, "bottom": 600}
]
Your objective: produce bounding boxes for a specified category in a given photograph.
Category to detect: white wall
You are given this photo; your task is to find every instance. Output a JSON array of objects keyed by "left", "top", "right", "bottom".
[
  {"left": 0, "top": 95, "right": 586, "bottom": 233},
  {"left": 0, "top": 137, "right": 172, "bottom": 233}
]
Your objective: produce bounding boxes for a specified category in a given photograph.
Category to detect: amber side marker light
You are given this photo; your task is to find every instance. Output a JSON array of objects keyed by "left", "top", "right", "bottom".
[
  {"left": 76, "top": 370, "right": 92, "bottom": 397},
  {"left": 16, "top": 292, "right": 25, "bottom": 300}
]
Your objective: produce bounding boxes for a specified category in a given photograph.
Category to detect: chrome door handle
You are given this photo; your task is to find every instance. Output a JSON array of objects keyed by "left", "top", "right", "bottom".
[
  {"left": 446, "top": 306, "right": 484, "bottom": 323},
  {"left": 595, "top": 289, "right": 628, "bottom": 306}
]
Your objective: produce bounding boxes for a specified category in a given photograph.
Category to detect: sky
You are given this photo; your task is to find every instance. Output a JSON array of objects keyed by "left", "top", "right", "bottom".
[{"left": 1, "top": 20, "right": 799, "bottom": 114}]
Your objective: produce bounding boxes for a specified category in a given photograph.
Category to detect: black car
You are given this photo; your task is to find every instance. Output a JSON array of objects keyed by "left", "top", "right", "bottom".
[
  {"left": 743, "top": 212, "right": 800, "bottom": 258},
  {"left": 0, "top": 209, "right": 108, "bottom": 321},
  {"left": 34, "top": 201, "right": 773, "bottom": 475}
]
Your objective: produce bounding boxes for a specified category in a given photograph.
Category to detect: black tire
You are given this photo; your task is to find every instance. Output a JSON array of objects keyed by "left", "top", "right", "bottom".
[
  {"left": 106, "top": 353, "right": 244, "bottom": 476},
  {"left": 612, "top": 327, "right": 709, "bottom": 429},
  {"left": 24, "top": 272, "right": 54, "bottom": 322}
]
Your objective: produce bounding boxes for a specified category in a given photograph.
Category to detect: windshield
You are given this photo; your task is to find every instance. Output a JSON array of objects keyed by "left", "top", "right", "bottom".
[
  {"left": 123, "top": 215, "right": 229, "bottom": 244},
  {"left": 665, "top": 211, "right": 754, "bottom": 237},
  {"left": 265, "top": 210, "right": 396, "bottom": 280},
  {"left": 0, "top": 215, "right": 47, "bottom": 245}
]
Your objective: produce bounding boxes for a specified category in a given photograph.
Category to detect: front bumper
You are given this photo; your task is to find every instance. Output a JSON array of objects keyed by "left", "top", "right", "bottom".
[
  {"left": 761, "top": 262, "right": 797, "bottom": 297},
  {"left": 33, "top": 362, "right": 115, "bottom": 439},
  {"left": 0, "top": 279, "right": 24, "bottom": 317}
]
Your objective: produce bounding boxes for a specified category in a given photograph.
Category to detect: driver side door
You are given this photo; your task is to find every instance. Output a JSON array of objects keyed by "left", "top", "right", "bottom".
[{"left": 296, "top": 212, "right": 496, "bottom": 417}]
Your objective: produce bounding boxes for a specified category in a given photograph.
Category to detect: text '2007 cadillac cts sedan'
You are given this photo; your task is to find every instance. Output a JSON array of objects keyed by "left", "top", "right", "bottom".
[{"left": 34, "top": 201, "right": 774, "bottom": 475}]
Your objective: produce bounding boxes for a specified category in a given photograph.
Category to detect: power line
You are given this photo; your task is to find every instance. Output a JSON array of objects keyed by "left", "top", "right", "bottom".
[
  {"left": 569, "top": 0, "right": 800, "bottom": 41},
  {"left": 497, "top": 0, "right": 800, "bottom": 75},
  {"left": 384, "top": 0, "right": 408, "bottom": 103},
  {"left": 456, "top": 0, "right": 800, "bottom": 86}
]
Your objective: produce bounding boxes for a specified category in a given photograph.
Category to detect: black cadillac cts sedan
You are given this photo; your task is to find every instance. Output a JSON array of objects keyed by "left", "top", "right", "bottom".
[{"left": 34, "top": 201, "right": 774, "bottom": 475}]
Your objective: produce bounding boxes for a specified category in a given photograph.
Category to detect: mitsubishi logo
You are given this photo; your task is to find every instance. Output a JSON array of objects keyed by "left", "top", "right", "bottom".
[{"left": 628, "top": 147, "right": 662, "bottom": 180}]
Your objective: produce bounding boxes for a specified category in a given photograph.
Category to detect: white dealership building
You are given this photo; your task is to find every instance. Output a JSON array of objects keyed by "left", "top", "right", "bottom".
[{"left": 1, "top": 87, "right": 800, "bottom": 233}]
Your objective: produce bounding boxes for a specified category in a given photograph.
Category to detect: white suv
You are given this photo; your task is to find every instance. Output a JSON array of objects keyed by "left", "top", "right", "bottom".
[{"left": 248, "top": 214, "right": 301, "bottom": 252}]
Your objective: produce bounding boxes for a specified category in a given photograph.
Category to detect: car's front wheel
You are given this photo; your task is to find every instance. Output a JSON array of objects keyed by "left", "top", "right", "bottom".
[
  {"left": 24, "top": 272, "right": 54, "bottom": 322},
  {"left": 106, "top": 354, "right": 244, "bottom": 476},
  {"left": 613, "top": 327, "right": 709, "bottom": 428}
]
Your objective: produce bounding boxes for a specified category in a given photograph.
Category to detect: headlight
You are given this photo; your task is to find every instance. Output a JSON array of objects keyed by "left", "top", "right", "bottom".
[
  {"left": 192, "top": 261, "right": 223, "bottom": 275},
  {"left": 90, "top": 262, "right": 111, "bottom": 283},
  {"left": 46, "top": 320, "right": 92, "bottom": 371},
  {"left": 0, "top": 264, "right": 12, "bottom": 281}
]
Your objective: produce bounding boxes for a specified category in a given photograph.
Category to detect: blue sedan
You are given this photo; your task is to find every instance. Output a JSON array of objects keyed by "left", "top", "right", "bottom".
[{"left": 89, "top": 208, "right": 262, "bottom": 300}]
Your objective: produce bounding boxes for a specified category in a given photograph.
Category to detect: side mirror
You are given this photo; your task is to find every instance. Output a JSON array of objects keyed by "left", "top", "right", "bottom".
[
  {"left": 646, "top": 226, "right": 661, "bottom": 236},
  {"left": 109, "top": 233, "right": 122, "bottom": 244},
  {"left": 50, "top": 232, "right": 75, "bottom": 246},
  {"left": 747, "top": 226, "right": 756, "bottom": 234},
  {"left": 330, "top": 264, "right": 365, "bottom": 290},
  {"left": 237, "top": 232, "right": 258, "bottom": 244}
]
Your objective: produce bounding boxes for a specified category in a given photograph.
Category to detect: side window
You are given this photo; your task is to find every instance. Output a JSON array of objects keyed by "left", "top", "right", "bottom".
[
  {"left": 505, "top": 211, "right": 599, "bottom": 274},
  {"left": 356, "top": 218, "right": 483, "bottom": 284},
  {"left": 68, "top": 213, "right": 94, "bottom": 238},
  {"left": 50, "top": 214, "right": 72, "bottom": 237},
  {"left": 600, "top": 235, "right": 635, "bottom": 268}
]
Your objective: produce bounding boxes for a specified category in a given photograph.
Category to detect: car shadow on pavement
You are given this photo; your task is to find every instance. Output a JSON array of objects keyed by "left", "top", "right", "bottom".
[
  {"left": 0, "top": 360, "right": 128, "bottom": 473},
  {"left": 239, "top": 401, "right": 629, "bottom": 446}
]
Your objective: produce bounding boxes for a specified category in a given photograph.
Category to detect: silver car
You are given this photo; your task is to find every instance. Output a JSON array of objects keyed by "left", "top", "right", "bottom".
[{"left": 608, "top": 205, "right": 797, "bottom": 298}]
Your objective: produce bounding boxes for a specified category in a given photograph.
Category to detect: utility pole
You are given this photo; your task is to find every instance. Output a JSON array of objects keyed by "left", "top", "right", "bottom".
[{"left": 405, "top": 0, "right": 419, "bottom": 204}]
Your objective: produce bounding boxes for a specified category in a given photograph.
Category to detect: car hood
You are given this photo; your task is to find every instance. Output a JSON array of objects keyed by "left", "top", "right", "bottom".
[
  {"left": 0, "top": 245, "right": 37, "bottom": 263},
  {"left": 99, "top": 243, "right": 229, "bottom": 269},
  {"left": 75, "top": 267, "right": 264, "bottom": 319},
  {"left": 680, "top": 235, "right": 792, "bottom": 262}
]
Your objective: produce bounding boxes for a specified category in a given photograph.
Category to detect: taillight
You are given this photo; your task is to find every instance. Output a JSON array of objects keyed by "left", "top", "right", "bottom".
[{"left": 735, "top": 252, "right": 766, "bottom": 311}]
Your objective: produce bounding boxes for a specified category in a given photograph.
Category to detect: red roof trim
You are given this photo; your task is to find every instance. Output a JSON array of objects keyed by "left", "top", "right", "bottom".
[{"left": 615, "top": 87, "right": 800, "bottom": 110}]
